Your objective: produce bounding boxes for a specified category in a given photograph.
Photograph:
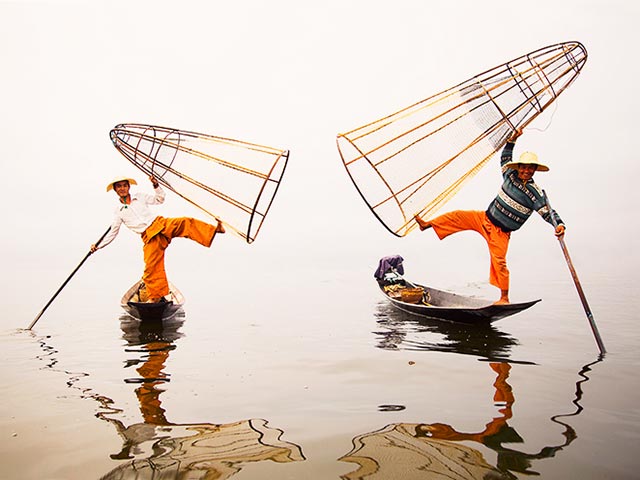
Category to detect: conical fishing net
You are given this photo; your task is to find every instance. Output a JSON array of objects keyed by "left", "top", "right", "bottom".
[
  {"left": 110, "top": 124, "right": 289, "bottom": 243},
  {"left": 337, "top": 41, "right": 587, "bottom": 236}
]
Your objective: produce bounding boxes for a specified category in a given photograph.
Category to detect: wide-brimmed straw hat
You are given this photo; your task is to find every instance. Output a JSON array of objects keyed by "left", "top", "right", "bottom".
[
  {"left": 504, "top": 151, "right": 549, "bottom": 172},
  {"left": 106, "top": 176, "right": 138, "bottom": 192}
]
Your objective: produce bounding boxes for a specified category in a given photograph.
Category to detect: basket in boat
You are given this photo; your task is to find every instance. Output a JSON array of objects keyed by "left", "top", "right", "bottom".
[{"left": 400, "top": 287, "right": 424, "bottom": 303}]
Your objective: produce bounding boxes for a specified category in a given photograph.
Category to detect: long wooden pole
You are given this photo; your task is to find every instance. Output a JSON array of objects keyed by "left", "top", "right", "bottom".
[
  {"left": 543, "top": 191, "right": 605, "bottom": 354},
  {"left": 27, "top": 227, "right": 111, "bottom": 330}
]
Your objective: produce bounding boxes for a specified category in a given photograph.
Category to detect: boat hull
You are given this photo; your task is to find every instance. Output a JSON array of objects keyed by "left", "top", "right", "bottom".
[
  {"left": 120, "top": 280, "right": 185, "bottom": 322},
  {"left": 379, "top": 280, "right": 540, "bottom": 324}
]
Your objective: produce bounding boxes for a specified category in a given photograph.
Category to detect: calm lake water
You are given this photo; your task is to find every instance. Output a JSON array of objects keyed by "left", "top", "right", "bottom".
[{"left": 2, "top": 233, "right": 639, "bottom": 480}]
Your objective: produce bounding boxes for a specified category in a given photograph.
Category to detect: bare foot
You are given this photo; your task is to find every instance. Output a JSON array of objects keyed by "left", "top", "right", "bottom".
[
  {"left": 494, "top": 297, "right": 510, "bottom": 305},
  {"left": 414, "top": 214, "right": 431, "bottom": 231},
  {"left": 215, "top": 221, "right": 226, "bottom": 234}
]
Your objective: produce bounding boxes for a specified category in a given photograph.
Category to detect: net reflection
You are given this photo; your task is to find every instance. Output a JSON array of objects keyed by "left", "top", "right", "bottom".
[
  {"left": 374, "top": 302, "right": 520, "bottom": 360},
  {"left": 99, "top": 315, "right": 306, "bottom": 479},
  {"left": 340, "top": 360, "right": 601, "bottom": 479}
]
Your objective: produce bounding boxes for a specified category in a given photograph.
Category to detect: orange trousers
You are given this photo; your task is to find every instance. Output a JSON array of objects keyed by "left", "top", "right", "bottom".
[
  {"left": 141, "top": 216, "right": 217, "bottom": 299},
  {"left": 430, "top": 210, "right": 511, "bottom": 290}
]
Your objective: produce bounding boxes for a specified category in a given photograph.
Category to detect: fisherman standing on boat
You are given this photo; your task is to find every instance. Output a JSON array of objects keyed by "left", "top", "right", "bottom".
[
  {"left": 414, "top": 129, "right": 565, "bottom": 305},
  {"left": 91, "top": 175, "right": 225, "bottom": 303}
]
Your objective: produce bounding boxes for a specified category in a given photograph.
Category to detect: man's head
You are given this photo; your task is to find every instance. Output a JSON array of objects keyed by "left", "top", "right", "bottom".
[
  {"left": 515, "top": 163, "right": 537, "bottom": 182},
  {"left": 106, "top": 176, "right": 137, "bottom": 193},
  {"left": 505, "top": 152, "right": 549, "bottom": 182},
  {"left": 113, "top": 180, "right": 131, "bottom": 199}
]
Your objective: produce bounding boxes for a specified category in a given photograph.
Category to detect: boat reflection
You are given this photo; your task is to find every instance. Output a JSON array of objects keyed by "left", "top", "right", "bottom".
[
  {"left": 339, "top": 360, "right": 600, "bottom": 479},
  {"left": 374, "top": 301, "right": 520, "bottom": 361},
  {"left": 98, "top": 315, "right": 306, "bottom": 479}
]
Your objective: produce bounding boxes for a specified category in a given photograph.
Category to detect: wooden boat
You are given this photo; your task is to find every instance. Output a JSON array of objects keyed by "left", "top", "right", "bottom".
[
  {"left": 120, "top": 280, "right": 185, "bottom": 322},
  {"left": 377, "top": 273, "right": 540, "bottom": 325}
]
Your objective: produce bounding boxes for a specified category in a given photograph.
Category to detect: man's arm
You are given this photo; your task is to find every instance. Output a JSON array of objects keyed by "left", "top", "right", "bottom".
[
  {"left": 91, "top": 216, "right": 122, "bottom": 252},
  {"left": 500, "top": 128, "right": 522, "bottom": 170},
  {"left": 537, "top": 197, "right": 566, "bottom": 238},
  {"left": 149, "top": 175, "right": 165, "bottom": 204}
]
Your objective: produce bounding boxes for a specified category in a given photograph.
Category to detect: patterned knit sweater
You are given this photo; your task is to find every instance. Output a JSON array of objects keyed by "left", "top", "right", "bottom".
[{"left": 485, "top": 142, "right": 563, "bottom": 232}]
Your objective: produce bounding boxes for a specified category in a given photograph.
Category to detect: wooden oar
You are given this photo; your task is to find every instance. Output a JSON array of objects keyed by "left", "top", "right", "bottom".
[
  {"left": 27, "top": 227, "right": 111, "bottom": 330},
  {"left": 543, "top": 191, "right": 605, "bottom": 355}
]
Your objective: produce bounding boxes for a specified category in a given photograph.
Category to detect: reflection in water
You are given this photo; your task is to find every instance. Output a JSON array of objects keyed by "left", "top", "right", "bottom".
[
  {"left": 27, "top": 316, "right": 305, "bottom": 479},
  {"left": 102, "top": 417, "right": 305, "bottom": 479},
  {"left": 98, "top": 315, "right": 306, "bottom": 479},
  {"left": 120, "top": 313, "right": 186, "bottom": 346},
  {"left": 374, "top": 302, "right": 520, "bottom": 360},
  {"left": 26, "top": 315, "right": 601, "bottom": 479},
  {"left": 340, "top": 360, "right": 601, "bottom": 479}
]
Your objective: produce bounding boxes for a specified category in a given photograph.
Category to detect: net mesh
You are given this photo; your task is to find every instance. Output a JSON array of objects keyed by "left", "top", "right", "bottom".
[
  {"left": 337, "top": 41, "right": 587, "bottom": 236},
  {"left": 110, "top": 124, "right": 289, "bottom": 243}
]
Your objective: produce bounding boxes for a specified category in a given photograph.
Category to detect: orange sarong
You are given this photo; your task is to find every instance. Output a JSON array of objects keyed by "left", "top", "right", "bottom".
[
  {"left": 141, "top": 216, "right": 217, "bottom": 300},
  {"left": 430, "top": 210, "right": 511, "bottom": 290}
]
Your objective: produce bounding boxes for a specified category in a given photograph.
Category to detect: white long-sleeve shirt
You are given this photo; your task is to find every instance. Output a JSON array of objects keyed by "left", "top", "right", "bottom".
[{"left": 98, "top": 186, "right": 166, "bottom": 248}]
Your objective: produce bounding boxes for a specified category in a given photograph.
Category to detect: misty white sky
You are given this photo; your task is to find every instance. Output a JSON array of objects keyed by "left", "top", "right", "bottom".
[{"left": 1, "top": 0, "right": 638, "bottom": 322}]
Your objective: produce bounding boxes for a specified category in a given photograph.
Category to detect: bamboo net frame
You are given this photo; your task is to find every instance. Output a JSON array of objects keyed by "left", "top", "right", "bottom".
[
  {"left": 336, "top": 41, "right": 587, "bottom": 237},
  {"left": 110, "top": 124, "right": 289, "bottom": 243}
]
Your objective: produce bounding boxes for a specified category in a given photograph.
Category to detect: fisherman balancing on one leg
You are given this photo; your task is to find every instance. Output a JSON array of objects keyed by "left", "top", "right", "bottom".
[
  {"left": 91, "top": 175, "right": 225, "bottom": 303},
  {"left": 414, "top": 129, "right": 565, "bottom": 305}
]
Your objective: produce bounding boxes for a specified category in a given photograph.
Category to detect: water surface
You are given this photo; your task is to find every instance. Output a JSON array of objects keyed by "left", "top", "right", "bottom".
[{"left": 2, "top": 248, "right": 639, "bottom": 479}]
